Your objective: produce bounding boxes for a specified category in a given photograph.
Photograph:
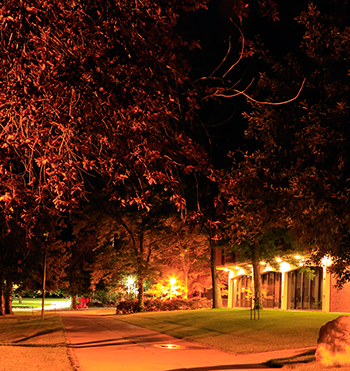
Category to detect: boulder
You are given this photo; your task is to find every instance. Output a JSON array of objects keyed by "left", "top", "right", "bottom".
[{"left": 316, "top": 315, "right": 350, "bottom": 366}]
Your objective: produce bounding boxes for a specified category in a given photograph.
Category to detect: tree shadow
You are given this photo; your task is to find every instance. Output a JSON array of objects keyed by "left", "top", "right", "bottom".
[
  {"left": 264, "top": 349, "right": 316, "bottom": 368},
  {"left": 12, "top": 328, "right": 62, "bottom": 344},
  {"left": 165, "top": 364, "right": 280, "bottom": 371}
]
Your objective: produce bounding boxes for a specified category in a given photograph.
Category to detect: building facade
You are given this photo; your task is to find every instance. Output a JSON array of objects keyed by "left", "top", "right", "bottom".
[{"left": 219, "top": 253, "right": 350, "bottom": 313}]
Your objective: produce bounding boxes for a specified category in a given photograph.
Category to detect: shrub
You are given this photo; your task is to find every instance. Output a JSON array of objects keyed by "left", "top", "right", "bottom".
[
  {"left": 116, "top": 297, "right": 212, "bottom": 314},
  {"left": 116, "top": 299, "right": 139, "bottom": 314}
]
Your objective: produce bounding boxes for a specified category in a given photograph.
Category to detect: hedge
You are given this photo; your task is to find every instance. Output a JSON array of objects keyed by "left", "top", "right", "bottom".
[{"left": 116, "top": 297, "right": 212, "bottom": 314}]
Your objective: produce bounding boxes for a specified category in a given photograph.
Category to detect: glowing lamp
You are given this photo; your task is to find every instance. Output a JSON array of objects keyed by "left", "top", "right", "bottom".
[
  {"left": 280, "top": 262, "right": 290, "bottom": 273},
  {"left": 127, "top": 278, "right": 134, "bottom": 286},
  {"left": 321, "top": 256, "right": 332, "bottom": 268}
]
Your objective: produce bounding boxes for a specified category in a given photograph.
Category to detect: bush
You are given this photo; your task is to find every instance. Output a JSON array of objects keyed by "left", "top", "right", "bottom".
[
  {"left": 116, "top": 297, "right": 212, "bottom": 314},
  {"left": 116, "top": 299, "right": 139, "bottom": 314}
]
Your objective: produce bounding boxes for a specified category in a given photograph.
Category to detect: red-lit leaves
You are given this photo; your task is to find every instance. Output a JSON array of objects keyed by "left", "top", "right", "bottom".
[{"left": 0, "top": 0, "right": 211, "bottom": 233}]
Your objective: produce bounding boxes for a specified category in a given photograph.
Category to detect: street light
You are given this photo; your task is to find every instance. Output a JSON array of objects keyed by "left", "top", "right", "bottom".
[
  {"left": 170, "top": 277, "right": 176, "bottom": 299},
  {"left": 126, "top": 277, "right": 134, "bottom": 298}
]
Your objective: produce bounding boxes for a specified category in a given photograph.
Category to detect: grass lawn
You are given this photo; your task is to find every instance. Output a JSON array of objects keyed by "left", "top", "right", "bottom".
[
  {"left": 12, "top": 297, "right": 70, "bottom": 308},
  {"left": 115, "top": 308, "right": 350, "bottom": 370},
  {"left": 115, "top": 309, "right": 340, "bottom": 353},
  {"left": 0, "top": 314, "right": 75, "bottom": 371}
]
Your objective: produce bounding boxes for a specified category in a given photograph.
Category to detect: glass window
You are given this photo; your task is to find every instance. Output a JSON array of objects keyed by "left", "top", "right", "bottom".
[
  {"left": 287, "top": 268, "right": 323, "bottom": 310},
  {"left": 261, "top": 272, "right": 281, "bottom": 308}
]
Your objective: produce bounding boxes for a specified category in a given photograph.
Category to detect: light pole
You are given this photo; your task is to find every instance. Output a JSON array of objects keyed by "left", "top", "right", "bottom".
[
  {"left": 41, "top": 232, "right": 49, "bottom": 321},
  {"left": 127, "top": 277, "right": 134, "bottom": 299}
]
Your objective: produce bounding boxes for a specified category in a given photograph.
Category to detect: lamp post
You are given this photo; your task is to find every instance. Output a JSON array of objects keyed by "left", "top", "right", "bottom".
[
  {"left": 41, "top": 232, "right": 49, "bottom": 321},
  {"left": 126, "top": 277, "right": 134, "bottom": 299}
]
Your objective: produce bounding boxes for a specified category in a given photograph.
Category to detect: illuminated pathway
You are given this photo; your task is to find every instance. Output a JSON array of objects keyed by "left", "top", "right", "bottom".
[{"left": 60, "top": 310, "right": 315, "bottom": 371}]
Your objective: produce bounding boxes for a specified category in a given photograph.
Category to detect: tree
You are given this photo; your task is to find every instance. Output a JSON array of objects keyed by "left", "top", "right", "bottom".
[
  {"left": 240, "top": 2, "right": 350, "bottom": 285},
  {"left": 107, "top": 188, "right": 182, "bottom": 311},
  {"left": 156, "top": 220, "right": 210, "bottom": 299},
  {"left": 0, "top": 0, "right": 211, "bottom": 217},
  {"left": 220, "top": 159, "right": 303, "bottom": 310},
  {"left": 1, "top": 0, "right": 215, "bottom": 311}
]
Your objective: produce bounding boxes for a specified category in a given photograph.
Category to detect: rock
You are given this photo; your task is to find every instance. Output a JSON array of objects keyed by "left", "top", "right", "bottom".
[{"left": 315, "top": 315, "right": 350, "bottom": 366}]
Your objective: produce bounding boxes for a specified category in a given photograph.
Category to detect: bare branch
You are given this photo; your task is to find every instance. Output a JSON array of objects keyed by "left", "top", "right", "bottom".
[{"left": 213, "top": 78, "right": 307, "bottom": 106}]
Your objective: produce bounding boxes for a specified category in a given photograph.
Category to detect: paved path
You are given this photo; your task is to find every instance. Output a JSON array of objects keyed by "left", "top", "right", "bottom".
[{"left": 60, "top": 310, "right": 315, "bottom": 371}]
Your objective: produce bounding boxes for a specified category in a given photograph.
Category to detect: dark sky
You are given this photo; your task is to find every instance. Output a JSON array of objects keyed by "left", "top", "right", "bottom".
[{"left": 178, "top": 0, "right": 309, "bottom": 168}]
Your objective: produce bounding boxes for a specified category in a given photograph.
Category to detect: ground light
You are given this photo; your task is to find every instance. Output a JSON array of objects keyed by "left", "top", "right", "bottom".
[{"left": 155, "top": 344, "right": 181, "bottom": 349}]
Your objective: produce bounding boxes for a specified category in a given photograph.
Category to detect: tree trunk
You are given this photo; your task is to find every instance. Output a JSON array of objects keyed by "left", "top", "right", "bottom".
[
  {"left": 5, "top": 279, "right": 13, "bottom": 315},
  {"left": 18, "top": 295, "right": 23, "bottom": 304},
  {"left": 72, "top": 294, "right": 77, "bottom": 310},
  {"left": 209, "top": 234, "right": 221, "bottom": 308},
  {"left": 0, "top": 275, "right": 5, "bottom": 316},
  {"left": 252, "top": 243, "right": 262, "bottom": 310},
  {"left": 182, "top": 251, "right": 189, "bottom": 299},
  {"left": 137, "top": 278, "right": 145, "bottom": 312},
  {"left": 184, "top": 271, "right": 189, "bottom": 299}
]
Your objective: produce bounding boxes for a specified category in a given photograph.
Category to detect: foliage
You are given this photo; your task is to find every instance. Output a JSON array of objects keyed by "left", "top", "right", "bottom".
[
  {"left": 153, "top": 220, "right": 211, "bottom": 298},
  {"left": 0, "top": 0, "right": 211, "bottom": 313},
  {"left": 115, "top": 297, "right": 212, "bottom": 314},
  {"left": 241, "top": 2, "right": 350, "bottom": 284},
  {"left": 147, "top": 278, "right": 187, "bottom": 299},
  {"left": 0, "top": 0, "right": 210, "bottom": 217},
  {"left": 92, "top": 288, "right": 124, "bottom": 305}
]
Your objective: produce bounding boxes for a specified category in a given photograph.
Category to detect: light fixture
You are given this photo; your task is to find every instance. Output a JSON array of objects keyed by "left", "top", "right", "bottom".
[
  {"left": 321, "top": 256, "right": 332, "bottom": 268},
  {"left": 280, "top": 262, "right": 290, "bottom": 273}
]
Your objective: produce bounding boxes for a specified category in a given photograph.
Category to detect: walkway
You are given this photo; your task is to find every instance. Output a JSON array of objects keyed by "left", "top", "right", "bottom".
[{"left": 60, "top": 310, "right": 315, "bottom": 371}]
